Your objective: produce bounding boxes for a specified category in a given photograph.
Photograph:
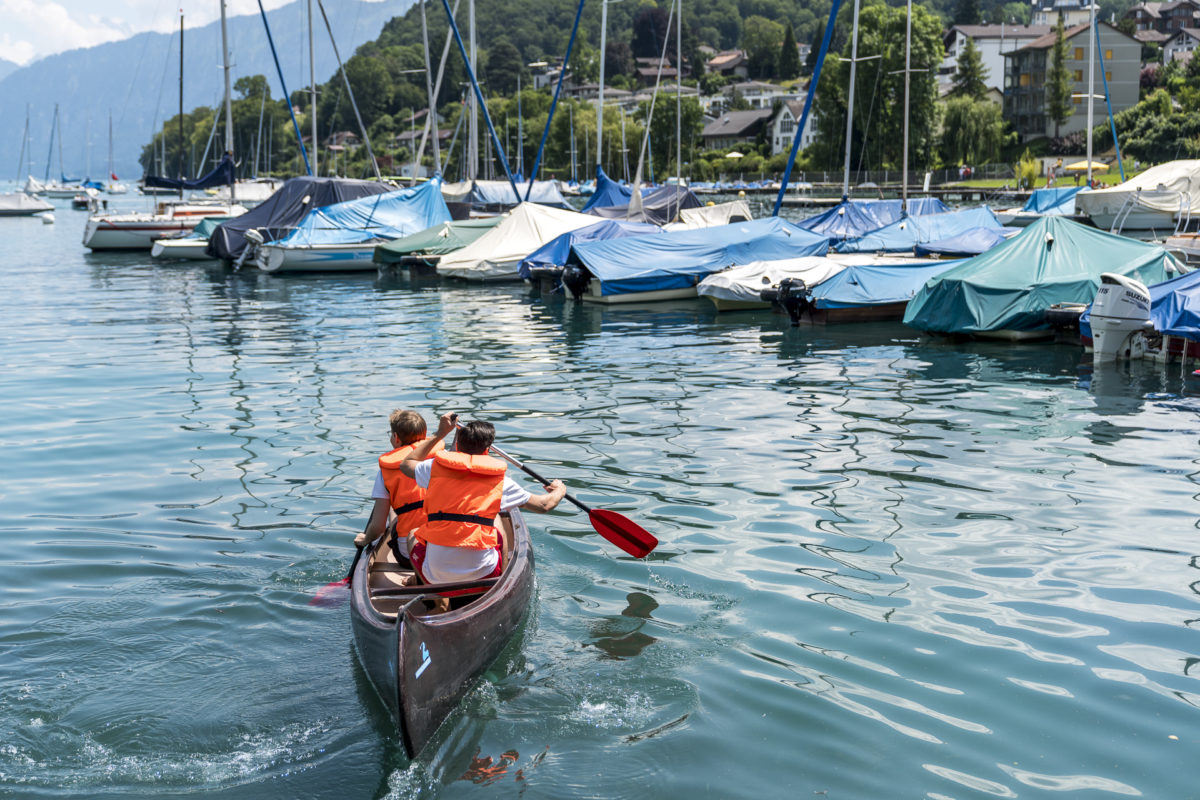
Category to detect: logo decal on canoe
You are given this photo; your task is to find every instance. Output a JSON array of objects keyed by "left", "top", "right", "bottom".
[{"left": 415, "top": 641, "right": 432, "bottom": 679}]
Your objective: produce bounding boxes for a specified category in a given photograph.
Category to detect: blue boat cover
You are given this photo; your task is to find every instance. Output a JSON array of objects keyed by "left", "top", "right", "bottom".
[
  {"left": 1080, "top": 268, "right": 1200, "bottom": 340},
  {"left": 570, "top": 217, "right": 829, "bottom": 296},
  {"left": 580, "top": 167, "right": 646, "bottom": 212},
  {"left": 810, "top": 259, "right": 964, "bottom": 308},
  {"left": 797, "top": 197, "right": 949, "bottom": 240},
  {"left": 207, "top": 176, "right": 389, "bottom": 260},
  {"left": 836, "top": 207, "right": 1002, "bottom": 253},
  {"left": 518, "top": 219, "right": 660, "bottom": 278},
  {"left": 1021, "top": 185, "right": 1087, "bottom": 214},
  {"left": 904, "top": 216, "right": 1183, "bottom": 334},
  {"left": 914, "top": 226, "right": 1018, "bottom": 257},
  {"left": 145, "top": 154, "right": 235, "bottom": 190},
  {"left": 587, "top": 183, "right": 704, "bottom": 225},
  {"left": 272, "top": 180, "right": 450, "bottom": 246}
]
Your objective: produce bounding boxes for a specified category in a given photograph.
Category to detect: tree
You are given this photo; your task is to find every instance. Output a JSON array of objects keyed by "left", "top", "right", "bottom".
[
  {"left": 487, "top": 39, "right": 525, "bottom": 95},
  {"left": 954, "top": 0, "right": 982, "bottom": 25},
  {"left": 778, "top": 20, "right": 801, "bottom": 80},
  {"left": 742, "top": 16, "right": 785, "bottom": 80},
  {"left": 729, "top": 86, "right": 751, "bottom": 111},
  {"left": 1045, "top": 16, "right": 1073, "bottom": 138},
  {"left": 605, "top": 39, "right": 633, "bottom": 80},
  {"left": 631, "top": 6, "right": 671, "bottom": 60},
  {"left": 643, "top": 95, "right": 704, "bottom": 177},
  {"left": 951, "top": 37, "right": 989, "bottom": 100},
  {"left": 940, "top": 96, "right": 1007, "bottom": 164}
]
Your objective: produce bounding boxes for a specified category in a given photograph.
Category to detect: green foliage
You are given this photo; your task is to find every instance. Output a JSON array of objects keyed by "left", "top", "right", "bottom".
[
  {"left": 1092, "top": 88, "right": 1200, "bottom": 163},
  {"left": 643, "top": 95, "right": 704, "bottom": 176},
  {"left": 742, "top": 16, "right": 785, "bottom": 80},
  {"left": 808, "top": 1, "right": 944, "bottom": 171},
  {"left": 487, "top": 39, "right": 526, "bottom": 95},
  {"left": 728, "top": 86, "right": 752, "bottom": 111},
  {"left": 951, "top": 38, "right": 989, "bottom": 100},
  {"left": 954, "top": 0, "right": 982, "bottom": 25},
  {"left": 1045, "top": 16, "right": 1073, "bottom": 137},
  {"left": 940, "top": 97, "right": 1008, "bottom": 165},
  {"left": 989, "top": 2, "right": 1030, "bottom": 24},
  {"left": 778, "top": 20, "right": 801, "bottom": 80},
  {"left": 1015, "top": 147, "right": 1039, "bottom": 189}
]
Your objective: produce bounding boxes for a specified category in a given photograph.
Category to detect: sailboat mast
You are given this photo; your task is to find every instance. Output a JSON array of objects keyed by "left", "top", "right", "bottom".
[
  {"left": 1086, "top": 0, "right": 1096, "bottom": 185},
  {"left": 842, "top": 0, "right": 861, "bottom": 199},
  {"left": 901, "top": 0, "right": 911, "bottom": 214},
  {"left": 570, "top": 103, "right": 577, "bottom": 183},
  {"left": 517, "top": 73, "right": 523, "bottom": 178},
  {"left": 108, "top": 111, "right": 113, "bottom": 185},
  {"left": 45, "top": 105, "right": 56, "bottom": 182},
  {"left": 56, "top": 105, "right": 65, "bottom": 181},
  {"left": 597, "top": 0, "right": 608, "bottom": 175},
  {"left": 468, "top": 0, "right": 478, "bottom": 180},
  {"left": 676, "top": 0, "right": 682, "bottom": 190},
  {"left": 221, "top": 0, "right": 236, "bottom": 205},
  {"left": 179, "top": 12, "right": 185, "bottom": 197},
  {"left": 421, "top": 0, "right": 441, "bottom": 170},
  {"left": 309, "top": 0, "right": 318, "bottom": 175}
]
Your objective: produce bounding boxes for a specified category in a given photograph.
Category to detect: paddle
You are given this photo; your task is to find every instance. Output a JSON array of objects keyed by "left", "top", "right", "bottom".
[
  {"left": 310, "top": 500, "right": 385, "bottom": 606},
  {"left": 482, "top": 438, "right": 658, "bottom": 559}
]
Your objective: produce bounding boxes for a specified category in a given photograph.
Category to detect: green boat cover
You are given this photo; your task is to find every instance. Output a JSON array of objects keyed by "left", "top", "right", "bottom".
[
  {"left": 192, "top": 217, "right": 230, "bottom": 239},
  {"left": 904, "top": 216, "right": 1184, "bottom": 334},
  {"left": 373, "top": 216, "right": 504, "bottom": 263}
]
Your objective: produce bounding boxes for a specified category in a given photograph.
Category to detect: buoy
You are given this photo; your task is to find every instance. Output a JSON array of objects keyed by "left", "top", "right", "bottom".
[
  {"left": 737, "top": 190, "right": 745, "bottom": 197},
  {"left": 706, "top": 201, "right": 715, "bottom": 206},
  {"left": 41, "top": 213, "right": 55, "bottom": 225}
]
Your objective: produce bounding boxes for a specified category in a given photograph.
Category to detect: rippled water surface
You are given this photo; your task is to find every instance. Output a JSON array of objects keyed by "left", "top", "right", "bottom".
[{"left": 2, "top": 201, "right": 1199, "bottom": 799}]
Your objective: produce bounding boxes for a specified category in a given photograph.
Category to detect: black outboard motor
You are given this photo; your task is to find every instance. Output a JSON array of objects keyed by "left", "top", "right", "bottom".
[
  {"left": 562, "top": 264, "right": 590, "bottom": 300},
  {"left": 771, "top": 277, "right": 809, "bottom": 326}
]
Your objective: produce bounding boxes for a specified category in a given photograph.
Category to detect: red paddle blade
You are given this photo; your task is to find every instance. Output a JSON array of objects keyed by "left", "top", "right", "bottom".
[
  {"left": 309, "top": 576, "right": 350, "bottom": 607},
  {"left": 588, "top": 508, "right": 658, "bottom": 558}
]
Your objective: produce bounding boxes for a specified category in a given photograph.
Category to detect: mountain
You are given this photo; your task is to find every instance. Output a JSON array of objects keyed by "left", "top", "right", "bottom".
[
  {"left": 0, "top": 59, "right": 16, "bottom": 84},
  {"left": 0, "top": 0, "right": 409, "bottom": 181}
]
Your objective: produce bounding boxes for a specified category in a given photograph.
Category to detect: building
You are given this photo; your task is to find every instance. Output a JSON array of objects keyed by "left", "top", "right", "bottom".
[
  {"left": 1003, "top": 22, "right": 1140, "bottom": 141},
  {"left": 700, "top": 108, "right": 774, "bottom": 151},
  {"left": 706, "top": 50, "right": 749, "bottom": 79},
  {"left": 1164, "top": 26, "right": 1200, "bottom": 59},
  {"left": 1122, "top": 1, "right": 1200, "bottom": 35},
  {"left": 941, "top": 24, "right": 1053, "bottom": 91},
  {"left": 1031, "top": 0, "right": 1097, "bottom": 26},
  {"left": 768, "top": 99, "right": 818, "bottom": 155}
]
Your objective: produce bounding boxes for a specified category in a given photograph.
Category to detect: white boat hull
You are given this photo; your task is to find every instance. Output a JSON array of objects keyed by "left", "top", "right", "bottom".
[
  {"left": 1081, "top": 205, "right": 1178, "bottom": 234},
  {"left": 257, "top": 242, "right": 381, "bottom": 273},
  {"left": 84, "top": 216, "right": 200, "bottom": 250},
  {"left": 568, "top": 281, "right": 699, "bottom": 304},
  {"left": 151, "top": 238, "right": 213, "bottom": 260}
]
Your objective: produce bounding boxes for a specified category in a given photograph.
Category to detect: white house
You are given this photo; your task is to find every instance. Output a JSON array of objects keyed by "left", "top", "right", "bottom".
[
  {"left": 1164, "top": 26, "right": 1200, "bottom": 60},
  {"left": 1032, "top": 0, "right": 1098, "bottom": 27},
  {"left": 769, "top": 100, "right": 818, "bottom": 156},
  {"left": 941, "top": 24, "right": 1053, "bottom": 91}
]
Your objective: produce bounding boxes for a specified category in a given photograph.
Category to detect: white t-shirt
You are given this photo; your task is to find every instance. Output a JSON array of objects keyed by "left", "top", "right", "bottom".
[{"left": 375, "top": 461, "right": 533, "bottom": 583}]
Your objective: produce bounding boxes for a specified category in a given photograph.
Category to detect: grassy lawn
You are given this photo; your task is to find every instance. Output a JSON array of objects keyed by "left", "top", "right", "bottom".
[{"left": 952, "top": 171, "right": 1136, "bottom": 189}]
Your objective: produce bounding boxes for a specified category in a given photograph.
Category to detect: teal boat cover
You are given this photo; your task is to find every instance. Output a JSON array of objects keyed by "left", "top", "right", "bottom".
[
  {"left": 904, "top": 216, "right": 1184, "bottom": 334},
  {"left": 570, "top": 217, "right": 828, "bottom": 296},
  {"left": 798, "top": 197, "right": 949, "bottom": 240},
  {"left": 273, "top": 180, "right": 451, "bottom": 247},
  {"left": 836, "top": 207, "right": 1001, "bottom": 253},
  {"left": 373, "top": 217, "right": 504, "bottom": 263},
  {"left": 810, "top": 258, "right": 963, "bottom": 308}
]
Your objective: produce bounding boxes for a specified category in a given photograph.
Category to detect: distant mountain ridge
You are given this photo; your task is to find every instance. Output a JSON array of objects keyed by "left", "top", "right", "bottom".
[{"left": 0, "top": 0, "right": 409, "bottom": 181}]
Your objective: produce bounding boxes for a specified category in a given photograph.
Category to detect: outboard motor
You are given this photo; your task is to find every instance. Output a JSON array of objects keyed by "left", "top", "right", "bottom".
[
  {"left": 561, "top": 264, "right": 590, "bottom": 301},
  {"left": 1090, "top": 272, "right": 1153, "bottom": 362},
  {"left": 775, "top": 278, "right": 809, "bottom": 327}
]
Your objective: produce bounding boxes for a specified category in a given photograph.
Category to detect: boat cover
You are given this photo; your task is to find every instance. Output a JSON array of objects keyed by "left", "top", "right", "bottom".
[
  {"left": 373, "top": 216, "right": 504, "bottom": 263},
  {"left": 0, "top": 192, "right": 53, "bottom": 214},
  {"left": 207, "top": 176, "right": 388, "bottom": 260},
  {"left": 836, "top": 207, "right": 1002, "bottom": 253},
  {"left": 1021, "top": 186, "right": 1087, "bottom": 214},
  {"left": 1075, "top": 160, "right": 1200, "bottom": 216},
  {"left": 797, "top": 197, "right": 949, "bottom": 241},
  {"left": 587, "top": 183, "right": 704, "bottom": 225},
  {"left": 904, "top": 216, "right": 1184, "bottom": 334},
  {"left": 667, "top": 200, "right": 754, "bottom": 230},
  {"left": 437, "top": 202, "right": 598, "bottom": 280},
  {"left": 579, "top": 167, "right": 650, "bottom": 212},
  {"left": 913, "top": 226, "right": 1018, "bottom": 257},
  {"left": 144, "top": 154, "right": 235, "bottom": 190},
  {"left": 1080, "top": 268, "right": 1200, "bottom": 340},
  {"left": 810, "top": 257, "right": 960, "bottom": 308},
  {"left": 269, "top": 180, "right": 450, "bottom": 247},
  {"left": 441, "top": 179, "right": 569, "bottom": 209},
  {"left": 570, "top": 217, "right": 829, "bottom": 296},
  {"left": 697, "top": 256, "right": 849, "bottom": 304},
  {"left": 517, "top": 219, "right": 660, "bottom": 278}
]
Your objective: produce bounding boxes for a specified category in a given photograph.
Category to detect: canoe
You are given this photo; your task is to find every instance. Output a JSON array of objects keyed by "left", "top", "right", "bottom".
[{"left": 349, "top": 509, "right": 534, "bottom": 757}]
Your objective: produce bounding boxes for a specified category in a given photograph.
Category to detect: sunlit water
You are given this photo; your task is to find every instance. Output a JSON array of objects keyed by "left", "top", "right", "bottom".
[{"left": 2, "top": 196, "right": 1199, "bottom": 799}]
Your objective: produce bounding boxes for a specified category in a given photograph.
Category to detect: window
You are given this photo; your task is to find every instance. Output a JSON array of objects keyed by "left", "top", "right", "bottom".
[
  {"left": 1074, "top": 69, "right": 1083, "bottom": 81},
  {"left": 1074, "top": 96, "right": 1082, "bottom": 104},
  {"left": 1073, "top": 47, "right": 1084, "bottom": 60},
  {"left": 1106, "top": 70, "right": 1112, "bottom": 80},
  {"left": 1020, "top": 73, "right": 1031, "bottom": 86},
  {"left": 1105, "top": 49, "right": 1113, "bottom": 59}
]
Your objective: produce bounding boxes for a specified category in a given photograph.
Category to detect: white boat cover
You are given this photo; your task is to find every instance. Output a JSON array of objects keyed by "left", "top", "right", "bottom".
[
  {"left": 1076, "top": 160, "right": 1200, "bottom": 216},
  {"left": 666, "top": 200, "right": 754, "bottom": 231},
  {"left": 697, "top": 256, "right": 848, "bottom": 304},
  {"left": 437, "top": 202, "right": 599, "bottom": 280},
  {"left": 0, "top": 192, "right": 53, "bottom": 215}
]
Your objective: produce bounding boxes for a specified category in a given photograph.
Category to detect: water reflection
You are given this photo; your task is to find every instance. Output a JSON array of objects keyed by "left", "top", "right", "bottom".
[{"left": 588, "top": 591, "right": 660, "bottom": 660}]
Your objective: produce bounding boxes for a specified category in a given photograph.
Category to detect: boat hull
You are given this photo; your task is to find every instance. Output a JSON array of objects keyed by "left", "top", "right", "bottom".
[
  {"left": 257, "top": 242, "right": 381, "bottom": 273},
  {"left": 350, "top": 510, "right": 534, "bottom": 757},
  {"left": 83, "top": 217, "right": 200, "bottom": 250},
  {"left": 150, "top": 238, "right": 214, "bottom": 260}
]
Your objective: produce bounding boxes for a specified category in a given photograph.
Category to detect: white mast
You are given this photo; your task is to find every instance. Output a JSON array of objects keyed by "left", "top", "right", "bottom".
[
  {"left": 468, "top": 0, "right": 478, "bottom": 180},
  {"left": 676, "top": 0, "right": 682, "bottom": 190},
  {"left": 220, "top": 0, "right": 236, "bottom": 205},
  {"left": 901, "top": 0, "right": 911, "bottom": 214},
  {"left": 1086, "top": 2, "right": 1096, "bottom": 185},
  {"left": 597, "top": 0, "right": 609, "bottom": 174},
  {"left": 842, "top": 0, "right": 861, "bottom": 199},
  {"left": 309, "top": 0, "right": 318, "bottom": 175},
  {"left": 420, "top": 0, "right": 440, "bottom": 170}
]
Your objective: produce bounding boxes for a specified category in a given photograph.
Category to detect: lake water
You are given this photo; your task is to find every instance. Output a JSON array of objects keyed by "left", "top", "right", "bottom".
[{"left": 2, "top": 197, "right": 1199, "bottom": 799}]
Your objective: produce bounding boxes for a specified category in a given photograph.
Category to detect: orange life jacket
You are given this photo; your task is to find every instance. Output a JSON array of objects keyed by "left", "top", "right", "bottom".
[
  {"left": 418, "top": 450, "right": 506, "bottom": 550},
  {"left": 378, "top": 438, "right": 444, "bottom": 537}
]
